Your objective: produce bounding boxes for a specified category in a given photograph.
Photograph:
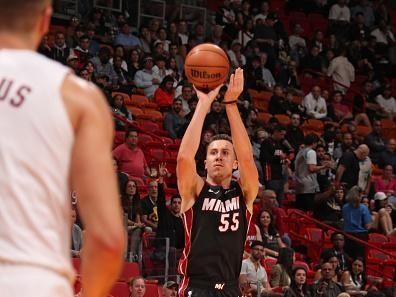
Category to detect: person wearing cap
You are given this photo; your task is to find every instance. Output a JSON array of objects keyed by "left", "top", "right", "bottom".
[
  {"left": 133, "top": 56, "right": 161, "bottom": 98},
  {"left": 228, "top": 40, "right": 246, "bottom": 70},
  {"left": 239, "top": 241, "right": 272, "bottom": 297},
  {"left": 66, "top": 53, "right": 79, "bottom": 72},
  {"left": 371, "top": 192, "right": 396, "bottom": 236},
  {"left": 163, "top": 281, "right": 178, "bottom": 297}
]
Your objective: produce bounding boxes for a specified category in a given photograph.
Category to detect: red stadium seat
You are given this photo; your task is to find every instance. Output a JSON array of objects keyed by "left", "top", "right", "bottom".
[
  {"left": 109, "top": 282, "right": 129, "bottom": 297},
  {"left": 144, "top": 283, "right": 160, "bottom": 297},
  {"left": 368, "top": 233, "right": 388, "bottom": 244},
  {"left": 119, "top": 262, "right": 140, "bottom": 281}
]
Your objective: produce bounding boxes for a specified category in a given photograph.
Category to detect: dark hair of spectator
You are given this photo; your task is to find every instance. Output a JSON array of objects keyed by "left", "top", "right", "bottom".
[
  {"left": 304, "top": 133, "right": 319, "bottom": 145},
  {"left": 350, "top": 257, "right": 366, "bottom": 288},
  {"left": 111, "top": 94, "right": 129, "bottom": 116},
  {"left": 122, "top": 180, "right": 141, "bottom": 217},
  {"left": 125, "top": 127, "right": 138, "bottom": 139},
  {"left": 273, "top": 124, "right": 286, "bottom": 133},
  {"left": 159, "top": 75, "right": 175, "bottom": 89},
  {"left": 330, "top": 231, "right": 345, "bottom": 241},
  {"left": 257, "top": 209, "right": 278, "bottom": 238},
  {"left": 79, "top": 35, "right": 90, "bottom": 41},
  {"left": 289, "top": 266, "right": 309, "bottom": 296},
  {"left": 277, "top": 247, "right": 295, "bottom": 276},
  {"left": 170, "top": 195, "right": 181, "bottom": 204}
]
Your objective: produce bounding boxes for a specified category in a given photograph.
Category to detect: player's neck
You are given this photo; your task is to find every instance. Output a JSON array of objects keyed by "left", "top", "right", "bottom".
[
  {"left": 206, "top": 175, "right": 232, "bottom": 189},
  {"left": 0, "top": 33, "right": 38, "bottom": 50}
]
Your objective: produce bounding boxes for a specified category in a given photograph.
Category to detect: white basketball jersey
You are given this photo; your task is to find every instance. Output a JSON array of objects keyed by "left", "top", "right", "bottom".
[{"left": 0, "top": 50, "right": 74, "bottom": 281}]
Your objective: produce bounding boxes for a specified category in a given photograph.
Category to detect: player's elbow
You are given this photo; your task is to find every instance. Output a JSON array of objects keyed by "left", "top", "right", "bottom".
[{"left": 89, "top": 226, "right": 125, "bottom": 256}]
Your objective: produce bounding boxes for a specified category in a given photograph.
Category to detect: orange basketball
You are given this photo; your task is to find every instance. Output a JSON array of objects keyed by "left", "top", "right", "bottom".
[{"left": 184, "top": 43, "right": 230, "bottom": 92}]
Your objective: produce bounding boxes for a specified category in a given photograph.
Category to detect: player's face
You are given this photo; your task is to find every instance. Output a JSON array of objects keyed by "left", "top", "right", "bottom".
[
  {"left": 205, "top": 140, "right": 237, "bottom": 180},
  {"left": 294, "top": 269, "right": 306, "bottom": 285},
  {"left": 130, "top": 279, "right": 146, "bottom": 297}
]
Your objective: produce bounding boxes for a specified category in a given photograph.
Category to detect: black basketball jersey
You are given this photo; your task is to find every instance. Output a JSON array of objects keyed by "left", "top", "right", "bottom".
[{"left": 178, "top": 180, "right": 251, "bottom": 282}]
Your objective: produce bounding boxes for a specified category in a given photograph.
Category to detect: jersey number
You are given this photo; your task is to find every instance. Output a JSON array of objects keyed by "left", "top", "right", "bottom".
[{"left": 218, "top": 213, "right": 239, "bottom": 232}]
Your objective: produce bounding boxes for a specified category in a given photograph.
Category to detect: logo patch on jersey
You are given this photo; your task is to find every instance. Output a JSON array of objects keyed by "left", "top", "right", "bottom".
[
  {"left": 214, "top": 283, "right": 225, "bottom": 290},
  {"left": 208, "top": 188, "right": 220, "bottom": 195},
  {"left": 202, "top": 196, "right": 240, "bottom": 213}
]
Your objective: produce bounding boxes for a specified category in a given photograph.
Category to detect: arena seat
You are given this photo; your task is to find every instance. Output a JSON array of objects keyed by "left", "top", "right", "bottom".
[
  {"left": 109, "top": 282, "right": 129, "bottom": 297},
  {"left": 127, "top": 106, "right": 143, "bottom": 117},
  {"left": 368, "top": 233, "right": 388, "bottom": 244},
  {"left": 144, "top": 283, "right": 160, "bottom": 297},
  {"left": 130, "top": 94, "right": 149, "bottom": 107},
  {"left": 119, "top": 262, "right": 140, "bottom": 281}
]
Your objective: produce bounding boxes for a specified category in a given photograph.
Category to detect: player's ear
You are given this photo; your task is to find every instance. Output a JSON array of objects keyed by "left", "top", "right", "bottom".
[{"left": 232, "top": 159, "right": 238, "bottom": 170}]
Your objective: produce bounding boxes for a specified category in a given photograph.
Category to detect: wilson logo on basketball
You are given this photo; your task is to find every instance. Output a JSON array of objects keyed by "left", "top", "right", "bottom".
[{"left": 190, "top": 70, "right": 221, "bottom": 79}]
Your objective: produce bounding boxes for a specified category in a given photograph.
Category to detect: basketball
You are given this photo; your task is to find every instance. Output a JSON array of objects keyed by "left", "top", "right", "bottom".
[{"left": 184, "top": 43, "right": 230, "bottom": 92}]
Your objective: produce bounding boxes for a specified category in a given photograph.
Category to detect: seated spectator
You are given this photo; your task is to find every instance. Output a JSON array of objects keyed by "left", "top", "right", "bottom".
[
  {"left": 52, "top": 32, "right": 72, "bottom": 65},
  {"left": 278, "top": 60, "right": 302, "bottom": 95},
  {"left": 327, "top": 47, "right": 355, "bottom": 93},
  {"left": 371, "top": 192, "right": 396, "bottom": 236},
  {"left": 342, "top": 186, "right": 372, "bottom": 259},
  {"left": 128, "top": 277, "right": 146, "bottom": 297},
  {"left": 303, "top": 86, "right": 328, "bottom": 120},
  {"left": 162, "top": 281, "right": 178, "bottom": 297},
  {"left": 176, "top": 83, "right": 194, "bottom": 115},
  {"left": 311, "top": 262, "right": 343, "bottom": 297},
  {"left": 286, "top": 113, "right": 304, "bottom": 152},
  {"left": 257, "top": 210, "right": 286, "bottom": 257},
  {"left": 73, "top": 35, "right": 93, "bottom": 70},
  {"left": 80, "top": 61, "right": 95, "bottom": 82},
  {"left": 240, "top": 241, "right": 272, "bottom": 296},
  {"left": 269, "top": 85, "right": 287, "bottom": 115},
  {"left": 375, "top": 85, "right": 396, "bottom": 120},
  {"left": 244, "top": 56, "right": 265, "bottom": 90},
  {"left": 128, "top": 49, "right": 142, "bottom": 81},
  {"left": 134, "top": 56, "right": 161, "bottom": 98},
  {"left": 314, "top": 185, "right": 344, "bottom": 228},
  {"left": 111, "top": 94, "right": 132, "bottom": 130},
  {"left": 163, "top": 98, "right": 187, "bottom": 139},
  {"left": 341, "top": 257, "right": 368, "bottom": 296},
  {"left": 374, "top": 164, "right": 396, "bottom": 201},
  {"left": 289, "top": 24, "right": 307, "bottom": 63},
  {"left": 364, "top": 120, "right": 386, "bottom": 164},
  {"left": 153, "top": 75, "right": 175, "bottom": 111},
  {"left": 377, "top": 139, "right": 396, "bottom": 174},
  {"left": 321, "top": 232, "right": 351, "bottom": 272},
  {"left": 260, "top": 52, "right": 276, "bottom": 91},
  {"left": 353, "top": 81, "right": 380, "bottom": 122},
  {"left": 110, "top": 45, "right": 128, "bottom": 71},
  {"left": 370, "top": 20, "right": 395, "bottom": 47},
  {"left": 244, "top": 108, "right": 260, "bottom": 138},
  {"left": 228, "top": 40, "right": 246, "bottom": 70},
  {"left": 71, "top": 207, "right": 82, "bottom": 257},
  {"left": 115, "top": 23, "right": 142, "bottom": 51},
  {"left": 270, "top": 247, "right": 294, "bottom": 288},
  {"left": 284, "top": 266, "right": 311, "bottom": 297},
  {"left": 113, "top": 128, "right": 151, "bottom": 180},
  {"left": 90, "top": 47, "right": 118, "bottom": 87},
  {"left": 301, "top": 45, "right": 323, "bottom": 73},
  {"left": 315, "top": 250, "right": 343, "bottom": 282},
  {"left": 122, "top": 180, "right": 146, "bottom": 262},
  {"left": 113, "top": 55, "right": 134, "bottom": 94},
  {"left": 140, "top": 180, "right": 159, "bottom": 232},
  {"left": 252, "top": 128, "right": 269, "bottom": 183},
  {"left": 152, "top": 55, "right": 171, "bottom": 82},
  {"left": 349, "top": 12, "right": 370, "bottom": 43},
  {"left": 284, "top": 90, "right": 304, "bottom": 116},
  {"left": 203, "top": 100, "right": 228, "bottom": 134}
]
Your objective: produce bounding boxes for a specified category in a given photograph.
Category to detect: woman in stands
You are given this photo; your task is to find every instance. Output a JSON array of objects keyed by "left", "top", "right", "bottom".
[
  {"left": 270, "top": 247, "right": 294, "bottom": 288},
  {"left": 283, "top": 266, "right": 312, "bottom": 297},
  {"left": 123, "top": 180, "right": 145, "bottom": 262},
  {"left": 166, "top": 56, "right": 182, "bottom": 87},
  {"left": 257, "top": 210, "right": 287, "bottom": 258},
  {"left": 341, "top": 257, "right": 368, "bottom": 296},
  {"left": 111, "top": 94, "right": 133, "bottom": 130},
  {"left": 153, "top": 75, "right": 175, "bottom": 112},
  {"left": 371, "top": 191, "right": 396, "bottom": 236},
  {"left": 82, "top": 61, "right": 95, "bottom": 82},
  {"left": 374, "top": 164, "right": 396, "bottom": 201},
  {"left": 128, "top": 49, "right": 142, "bottom": 81},
  {"left": 128, "top": 277, "right": 146, "bottom": 297}
]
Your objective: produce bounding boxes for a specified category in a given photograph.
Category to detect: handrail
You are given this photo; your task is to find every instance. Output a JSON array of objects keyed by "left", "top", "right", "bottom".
[{"left": 288, "top": 209, "right": 396, "bottom": 259}]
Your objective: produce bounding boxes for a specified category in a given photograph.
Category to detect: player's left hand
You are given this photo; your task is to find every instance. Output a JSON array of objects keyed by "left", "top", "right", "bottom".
[
  {"left": 193, "top": 84, "right": 223, "bottom": 104},
  {"left": 224, "top": 67, "right": 244, "bottom": 103}
]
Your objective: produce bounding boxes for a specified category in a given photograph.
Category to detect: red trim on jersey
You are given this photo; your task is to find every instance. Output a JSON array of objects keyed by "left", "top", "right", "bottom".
[
  {"left": 178, "top": 208, "right": 193, "bottom": 276},
  {"left": 178, "top": 276, "right": 190, "bottom": 297},
  {"left": 245, "top": 209, "right": 252, "bottom": 246}
]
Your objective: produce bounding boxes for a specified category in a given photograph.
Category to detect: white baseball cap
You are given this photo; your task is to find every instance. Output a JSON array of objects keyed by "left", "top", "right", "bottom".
[{"left": 374, "top": 192, "right": 387, "bottom": 201}]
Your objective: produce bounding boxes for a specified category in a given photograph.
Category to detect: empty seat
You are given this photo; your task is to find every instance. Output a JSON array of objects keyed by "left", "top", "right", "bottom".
[
  {"left": 119, "top": 262, "right": 140, "bottom": 281},
  {"left": 109, "top": 282, "right": 129, "bottom": 297}
]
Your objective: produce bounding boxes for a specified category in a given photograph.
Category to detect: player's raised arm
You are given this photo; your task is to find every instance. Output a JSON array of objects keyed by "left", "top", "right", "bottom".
[
  {"left": 177, "top": 85, "right": 222, "bottom": 210},
  {"left": 63, "top": 75, "right": 125, "bottom": 297},
  {"left": 224, "top": 68, "right": 259, "bottom": 209}
]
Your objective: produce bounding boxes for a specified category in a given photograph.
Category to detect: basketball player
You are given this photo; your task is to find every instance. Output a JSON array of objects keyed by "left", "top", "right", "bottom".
[
  {"left": 176, "top": 68, "right": 259, "bottom": 297},
  {"left": 0, "top": 1, "right": 124, "bottom": 297}
]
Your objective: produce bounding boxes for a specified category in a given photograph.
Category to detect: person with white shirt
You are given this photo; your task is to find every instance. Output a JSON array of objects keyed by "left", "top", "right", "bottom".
[
  {"left": 303, "top": 86, "right": 328, "bottom": 119},
  {"left": 327, "top": 47, "right": 355, "bottom": 93},
  {"left": 371, "top": 20, "right": 396, "bottom": 45},
  {"left": 329, "top": 0, "right": 351, "bottom": 23},
  {"left": 376, "top": 85, "right": 396, "bottom": 119},
  {"left": 228, "top": 40, "right": 246, "bottom": 69},
  {"left": 240, "top": 241, "right": 272, "bottom": 297}
]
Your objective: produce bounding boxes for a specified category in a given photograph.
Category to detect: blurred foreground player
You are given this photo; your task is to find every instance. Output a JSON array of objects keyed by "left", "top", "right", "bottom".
[
  {"left": 177, "top": 68, "right": 259, "bottom": 297},
  {"left": 0, "top": 1, "right": 124, "bottom": 297}
]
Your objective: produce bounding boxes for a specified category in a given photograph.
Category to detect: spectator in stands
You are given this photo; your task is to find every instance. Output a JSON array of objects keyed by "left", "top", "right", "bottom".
[
  {"left": 110, "top": 45, "right": 128, "bottom": 72},
  {"left": 364, "top": 120, "right": 386, "bottom": 164},
  {"left": 52, "top": 32, "right": 71, "bottom": 65},
  {"left": 66, "top": 53, "right": 79, "bottom": 73},
  {"left": 73, "top": 35, "right": 92, "bottom": 70},
  {"left": 90, "top": 46, "right": 118, "bottom": 87},
  {"left": 203, "top": 100, "right": 227, "bottom": 134},
  {"left": 257, "top": 210, "right": 286, "bottom": 257},
  {"left": 295, "top": 133, "right": 331, "bottom": 211},
  {"left": 378, "top": 139, "right": 396, "bottom": 173},
  {"left": 163, "top": 98, "right": 187, "bottom": 139},
  {"left": 370, "top": 20, "right": 395, "bottom": 47},
  {"left": 110, "top": 94, "right": 132, "bottom": 130},
  {"left": 114, "top": 158, "right": 129, "bottom": 199},
  {"left": 113, "top": 56, "right": 134, "bottom": 93},
  {"left": 194, "top": 129, "right": 215, "bottom": 177},
  {"left": 327, "top": 47, "right": 355, "bottom": 93},
  {"left": 301, "top": 45, "right": 323, "bottom": 73},
  {"left": 177, "top": 19, "right": 189, "bottom": 46},
  {"left": 162, "top": 281, "right": 178, "bottom": 297},
  {"left": 139, "top": 25, "right": 152, "bottom": 54},
  {"left": 113, "top": 128, "right": 150, "bottom": 180},
  {"left": 314, "top": 251, "right": 342, "bottom": 282},
  {"left": 228, "top": 40, "right": 246, "bottom": 70},
  {"left": 311, "top": 263, "right": 343, "bottom": 297},
  {"left": 128, "top": 277, "right": 146, "bottom": 297},
  {"left": 328, "top": 0, "right": 351, "bottom": 42},
  {"left": 322, "top": 232, "right": 350, "bottom": 272},
  {"left": 176, "top": 83, "right": 194, "bottom": 115},
  {"left": 122, "top": 180, "right": 145, "bottom": 262},
  {"left": 335, "top": 144, "right": 370, "bottom": 192},
  {"left": 134, "top": 56, "right": 161, "bottom": 98},
  {"left": 127, "top": 49, "right": 141, "bottom": 81},
  {"left": 86, "top": 24, "right": 99, "bottom": 56},
  {"left": 82, "top": 61, "right": 95, "bottom": 82},
  {"left": 342, "top": 186, "right": 372, "bottom": 258},
  {"left": 371, "top": 192, "right": 396, "bottom": 236},
  {"left": 284, "top": 266, "right": 311, "bottom": 297},
  {"left": 349, "top": 12, "right": 370, "bottom": 43},
  {"left": 182, "top": 95, "right": 198, "bottom": 127},
  {"left": 303, "top": 86, "right": 328, "bottom": 120},
  {"left": 358, "top": 149, "right": 372, "bottom": 197},
  {"left": 152, "top": 55, "right": 171, "bottom": 82},
  {"left": 375, "top": 84, "right": 396, "bottom": 120},
  {"left": 351, "top": 0, "right": 375, "bottom": 28},
  {"left": 153, "top": 75, "right": 175, "bottom": 111},
  {"left": 286, "top": 113, "right": 305, "bottom": 152},
  {"left": 254, "top": 13, "right": 277, "bottom": 56},
  {"left": 140, "top": 180, "right": 159, "bottom": 232},
  {"left": 289, "top": 24, "right": 307, "bottom": 63},
  {"left": 333, "top": 132, "right": 356, "bottom": 161},
  {"left": 168, "top": 43, "right": 184, "bottom": 74},
  {"left": 341, "top": 257, "right": 368, "bottom": 296},
  {"left": 71, "top": 207, "right": 82, "bottom": 257},
  {"left": 156, "top": 27, "right": 171, "bottom": 53},
  {"left": 240, "top": 240, "right": 272, "bottom": 296},
  {"left": 270, "top": 247, "right": 294, "bottom": 288},
  {"left": 278, "top": 60, "right": 302, "bottom": 95},
  {"left": 244, "top": 56, "right": 265, "bottom": 91},
  {"left": 259, "top": 125, "right": 290, "bottom": 205},
  {"left": 244, "top": 108, "right": 260, "bottom": 138},
  {"left": 252, "top": 128, "right": 268, "bottom": 183},
  {"left": 260, "top": 52, "right": 276, "bottom": 91},
  {"left": 314, "top": 184, "right": 344, "bottom": 228},
  {"left": 115, "top": 23, "right": 141, "bottom": 51},
  {"left": 269, "top": 85, "right": 287, "bottom": 115},
  {"left": 374, "top": 165, "right": 396, "bottom": 201},
  {"left": 237, "top": 19, "right": 254, "bottom": 48},
  {"left": 316, "top": 149, "right": 335, "bottom": 192}
]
